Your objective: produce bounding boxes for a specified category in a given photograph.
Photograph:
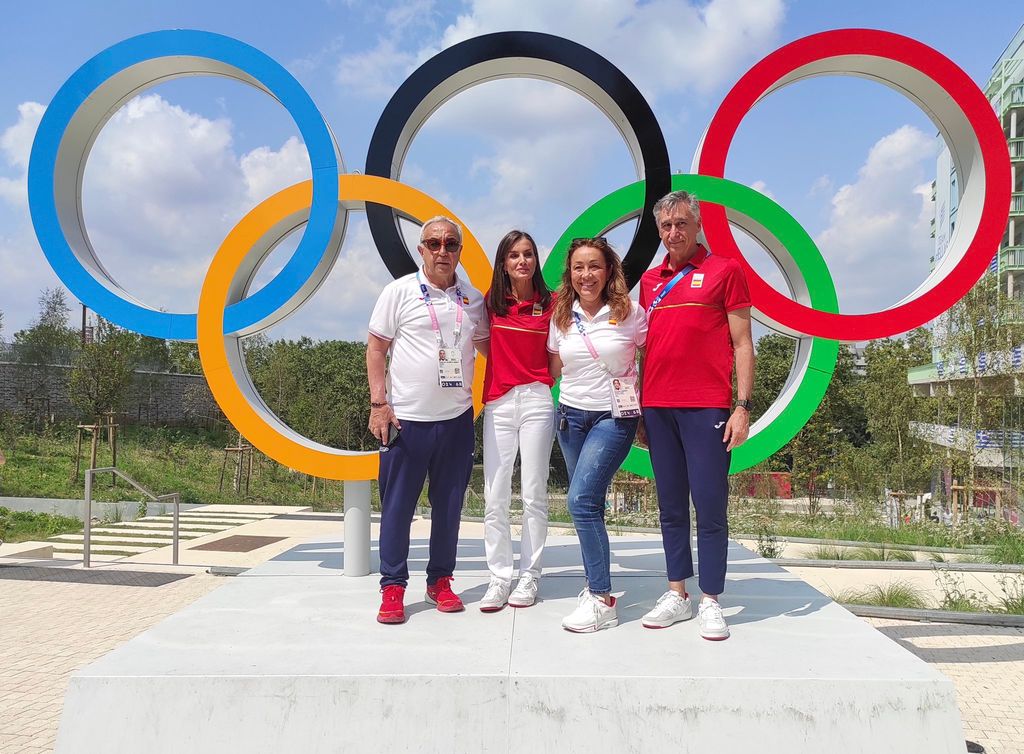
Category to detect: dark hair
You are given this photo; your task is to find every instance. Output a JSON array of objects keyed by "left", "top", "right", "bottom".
[
  {"left": 487, "top": 230, "right": 552, "bottom": 316},
  {"left": 552, "top": 237, "right": 631, "bottom": 332}
]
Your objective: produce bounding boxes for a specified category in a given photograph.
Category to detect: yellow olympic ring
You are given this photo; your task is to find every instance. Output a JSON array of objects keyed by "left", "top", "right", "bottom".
[{"left": 197, "top": 174, "right": 491, "bottom": 481}]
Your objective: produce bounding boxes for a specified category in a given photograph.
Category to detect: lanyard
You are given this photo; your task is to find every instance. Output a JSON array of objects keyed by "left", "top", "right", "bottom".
[
  {"left": 572, "top": 310, "right": 635, "bottom": 378},
  {"left": 418, "top": 271, "right": 464, "bottom": 348},
  {"left": 646, "top": 250, "right": 710, "bottom": 315},
  {"left": 572, "top": 311, "right": 601, "bottom": 362}
]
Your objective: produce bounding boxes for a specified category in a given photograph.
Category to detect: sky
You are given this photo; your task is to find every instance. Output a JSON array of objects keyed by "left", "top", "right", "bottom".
[{"left": 0, "top": 0, "right": 1019, "bottom": 344}]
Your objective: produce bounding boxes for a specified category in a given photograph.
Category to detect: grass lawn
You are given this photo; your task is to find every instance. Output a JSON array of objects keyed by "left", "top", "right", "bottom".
[
  {"left": 0, "top": 506, "right": 82, "bottom": 543},
  {"left": 0, "top": 425, "right": 353, "bottom": 507}
]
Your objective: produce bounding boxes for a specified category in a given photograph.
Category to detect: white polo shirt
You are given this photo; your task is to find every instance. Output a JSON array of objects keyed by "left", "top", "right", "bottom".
[
  {"left": 368, "top": 268, "right": 489, "bottom": 422},
  {"left": 547, "top": 299, "right": 647, "bottom": 411}
]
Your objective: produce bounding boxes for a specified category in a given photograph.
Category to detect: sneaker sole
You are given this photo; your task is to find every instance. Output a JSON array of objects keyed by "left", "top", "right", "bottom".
[
  {"left": 562, "top": 618, "right": 618, "bottom": 633},
  {"left": 377, "top": 615, "right": 406, "bottom": 624},
  {"left": 508, "top": 600, "right": 535, "bottom": 608},
  {"left": 479, "top": 604, "right": 507, "bottom": 613},
  {"left": 700, "top": 631, "right": 730, "bottom": 641}
]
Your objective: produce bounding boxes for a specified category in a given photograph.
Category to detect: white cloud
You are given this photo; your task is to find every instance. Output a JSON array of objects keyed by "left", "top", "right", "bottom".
[
  {"left": 809, "top": 174, "right": 833, "bottom": 197},
  {"left": 749, "top": 180, "right": 775, "bottom": 201},
  {"left": 0, "top": 101, "right": 44, "bottom": 208},
  {"left": 435, "top": 0, "right": 785, "bottom": 98},
  {"left": 240, "top": 135, "right": 312, "bottom": 205},
  {"left": 335, "top": 37, "right": 418, "bottom": 98},
  {"left": 814, "top": 125, "right": 938, "bottom": 314}
]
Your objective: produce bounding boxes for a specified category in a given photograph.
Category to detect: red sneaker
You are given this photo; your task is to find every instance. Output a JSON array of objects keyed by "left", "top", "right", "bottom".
[
  {"left": 377, "top": 585, "right": 406, "bottom": 624},
  {"left": 425, "top": 576, "right": 464, "bottom": 613}
]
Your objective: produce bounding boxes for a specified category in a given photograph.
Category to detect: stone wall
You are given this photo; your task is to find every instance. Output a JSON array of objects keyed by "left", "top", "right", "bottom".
[{"left": 0, "top": 362, "right": 213, "bottom": 425}]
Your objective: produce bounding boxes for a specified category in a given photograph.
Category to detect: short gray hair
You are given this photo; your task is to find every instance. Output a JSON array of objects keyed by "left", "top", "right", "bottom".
[
  {"left": 652, "top": 191, "right": 701, "bottom": 224},
  {"left": 419, "top": 215, "right": 463, "bottom": 244}
]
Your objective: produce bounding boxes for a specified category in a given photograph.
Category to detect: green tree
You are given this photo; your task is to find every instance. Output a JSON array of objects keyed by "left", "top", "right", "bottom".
[
  {"left": 860, "top": 332, "right": 933, "bottom": 494},
  {"left": 14, "top": 288, "right": 79, "bottom": 365},
  {"left": 168, "top": 342, "right": 202, "bottom": 374},
  {"left": 68, "top": 319, "right": 135, "bottom": 419},
  {"left": 930, "top": 271, "right": 1024, "bottom": 509}
]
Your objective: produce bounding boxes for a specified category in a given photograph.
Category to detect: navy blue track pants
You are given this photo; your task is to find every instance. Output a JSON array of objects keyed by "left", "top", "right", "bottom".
[
  {"left": 643, "top": 407, "right": 731, "bottom": 596},
  {"left": 378, "top": 408, "right": 474, "bottom": 588}
]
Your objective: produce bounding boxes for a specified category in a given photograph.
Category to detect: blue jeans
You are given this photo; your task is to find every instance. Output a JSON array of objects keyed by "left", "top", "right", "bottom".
[{"left": 556, "top": 403, "right": 638, "bottom": 594}]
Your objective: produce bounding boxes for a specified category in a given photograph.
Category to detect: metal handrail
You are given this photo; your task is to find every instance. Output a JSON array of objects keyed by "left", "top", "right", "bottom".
[{"left": 83, "top": 467, "right": 180, "bottom": 568}]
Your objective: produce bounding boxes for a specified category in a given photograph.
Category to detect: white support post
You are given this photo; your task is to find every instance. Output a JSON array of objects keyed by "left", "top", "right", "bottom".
[{"left": 343, "top": 480, "right": 372, "bottom": 577}]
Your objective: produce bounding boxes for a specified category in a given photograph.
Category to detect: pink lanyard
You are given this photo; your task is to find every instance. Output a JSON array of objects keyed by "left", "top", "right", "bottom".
[
  {"left": 572, "top": 311, "right": 602, "bottom": 362},
  {"left": 418, "top": 271, "right": 464, "bottom": 347},
  {"left": 572, "top": 310, "right": 636, "bottom": 378}
]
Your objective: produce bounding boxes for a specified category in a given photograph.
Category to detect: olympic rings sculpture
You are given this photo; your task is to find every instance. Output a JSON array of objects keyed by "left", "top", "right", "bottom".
[{"left": 27, "top": 28, "right": 1010, "bottom": 481}]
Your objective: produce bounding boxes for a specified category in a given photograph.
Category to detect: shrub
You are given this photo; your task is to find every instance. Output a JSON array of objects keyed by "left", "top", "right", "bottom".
[{"left": 833, "top": 581, "right": 929, "bottom": 609}]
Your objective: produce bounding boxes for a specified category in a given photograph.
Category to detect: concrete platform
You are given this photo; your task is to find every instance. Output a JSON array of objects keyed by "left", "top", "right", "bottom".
[{"left": 55, "top": 535, "right": 965, "bottom": 753}]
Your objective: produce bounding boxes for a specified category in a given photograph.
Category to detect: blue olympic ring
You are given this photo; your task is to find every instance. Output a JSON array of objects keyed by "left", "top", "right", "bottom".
[{"left": 27, "top": 30, "right": 342, "bottom": 341}]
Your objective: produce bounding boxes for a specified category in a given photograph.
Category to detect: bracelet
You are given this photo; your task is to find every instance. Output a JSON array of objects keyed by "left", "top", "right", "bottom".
[{"left": 370, "top": 401, "right": 388, "bottom": 409}]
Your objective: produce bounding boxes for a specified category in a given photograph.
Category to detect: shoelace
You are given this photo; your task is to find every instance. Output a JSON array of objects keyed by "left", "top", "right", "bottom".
[
  {"left": 699, "top": 600, "right": 724, "bottom": 624},
  {"left": 655, "top": 591, "right": 678, "bottom": 608},
  {"left": 516, "top": 575, "right": 536, "bottom": 592},
  {"left": 484, "top": 580, "right": 505, "bottom": 599}
]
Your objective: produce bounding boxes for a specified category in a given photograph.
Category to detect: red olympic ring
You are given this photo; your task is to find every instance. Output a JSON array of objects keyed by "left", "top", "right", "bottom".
[{"left": 697, "top": 29, "right": 1011, "bottom": 341}]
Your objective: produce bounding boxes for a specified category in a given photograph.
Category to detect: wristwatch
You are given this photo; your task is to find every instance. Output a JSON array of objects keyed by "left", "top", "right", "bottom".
[
  {"left": 370, "top": 401, "right": 388, "bottom": 409},
  {"left": 734, "top": 399, "right": 752, "bottom": 411}
]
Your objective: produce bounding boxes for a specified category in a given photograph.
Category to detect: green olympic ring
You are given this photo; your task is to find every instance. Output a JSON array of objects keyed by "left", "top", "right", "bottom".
[{"left": 541, "top": 174, "right": 840, "bottom": 475}]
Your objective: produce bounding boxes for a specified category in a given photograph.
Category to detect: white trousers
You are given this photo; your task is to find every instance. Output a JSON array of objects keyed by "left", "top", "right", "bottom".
[{"left": 482, "top": 382, "right": 555, "bottom": 582}]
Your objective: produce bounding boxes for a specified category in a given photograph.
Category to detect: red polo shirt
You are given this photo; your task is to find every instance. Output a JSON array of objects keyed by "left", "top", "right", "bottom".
[
  {"left": 638, "top": 246, "right": 750, "bottom": 408},
  {"left": 482, "top": 292, "right": 556, "bottom": 403}
]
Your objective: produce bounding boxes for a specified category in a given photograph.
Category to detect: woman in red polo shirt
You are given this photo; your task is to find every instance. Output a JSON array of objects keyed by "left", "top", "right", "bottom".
[{"left": 478, "top": 230, "right": 556, "bottom": 612}]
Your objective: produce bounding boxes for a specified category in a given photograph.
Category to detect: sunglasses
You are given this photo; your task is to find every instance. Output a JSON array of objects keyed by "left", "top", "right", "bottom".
[
  {"left": 421, "top": 238, "right": 462, "bottom": 253},
  {"left": 570, "top": 236, "right": 607, "bottom": 246}
]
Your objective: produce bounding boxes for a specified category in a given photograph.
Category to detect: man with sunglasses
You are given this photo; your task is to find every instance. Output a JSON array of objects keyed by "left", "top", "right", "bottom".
[
  {"left": 638, "top": 191, "right": 754, "bottom": 641},
  {"left": 367, "top": 216, "right": 490, "bottom": 624}
]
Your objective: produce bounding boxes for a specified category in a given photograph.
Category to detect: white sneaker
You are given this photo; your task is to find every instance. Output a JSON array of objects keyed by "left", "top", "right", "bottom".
[
  {"left": 641, "top": 590, "right": 693, "bottom": 629},
  {"left": 698, "top": 597, "right": 730, "bottom": 641},
  {"left": 479, "top": 578, "right": 511, "bottom": 613},
  {"left": 508, "top": 574, "right": 539, "bottom": 608},
  {"left": 561, "top": 588, "right": 618, "bottom": 633}
]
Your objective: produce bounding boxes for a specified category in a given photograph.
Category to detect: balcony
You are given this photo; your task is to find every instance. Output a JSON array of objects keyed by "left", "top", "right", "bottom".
[
  {"left": 1012, "top": 138, "right": 1024, "bottom": 161},
  {"left": 1001, "top": 246, "right": 1024, "bottom": 272},
  {"left": 1013, "top": 192, "right": 1024, "bottom": 216},
  {"left": 1003, "top": 298, "right": 1024, "bottom": 325},
  {"left": 1003, "top": 83, "right": 1024, "bottom": 116}
]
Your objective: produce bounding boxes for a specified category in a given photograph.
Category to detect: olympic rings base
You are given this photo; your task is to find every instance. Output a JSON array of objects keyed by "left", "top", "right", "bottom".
[{"left": 54, "top": 534, "right": 966, "bottom": 753}]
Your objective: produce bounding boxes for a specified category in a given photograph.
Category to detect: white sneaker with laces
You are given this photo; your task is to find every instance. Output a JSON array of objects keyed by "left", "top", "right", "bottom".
[
  {"left": 479, "top": 579, "right": 510, "bottom": 613},
  {"left": 508, "top": 574, "right": 539, "bottom": 607},
  {"left": 641, "top": 590, "right": 693, "bottom": 629},
  {"left": 698, "top": 596, "right": 730, "bottom": 640},
  {"left": 561, "top": 588, "right": 618, "bottom": 633}
]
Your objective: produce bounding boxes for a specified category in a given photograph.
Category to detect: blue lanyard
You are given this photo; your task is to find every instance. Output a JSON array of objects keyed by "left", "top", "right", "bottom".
[{"left": 646, "top": 251, "right": 709, "bottom": 315}]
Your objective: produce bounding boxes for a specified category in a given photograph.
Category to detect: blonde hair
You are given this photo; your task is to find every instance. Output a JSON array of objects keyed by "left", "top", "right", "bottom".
[{"left": 552, "top": 238, "right": 632, "bottom": 332}]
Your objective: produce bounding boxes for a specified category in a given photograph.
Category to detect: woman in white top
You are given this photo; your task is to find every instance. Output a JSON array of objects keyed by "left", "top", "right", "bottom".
[{"left": 547, "top": 237, "right": 647, "bottom": 632}]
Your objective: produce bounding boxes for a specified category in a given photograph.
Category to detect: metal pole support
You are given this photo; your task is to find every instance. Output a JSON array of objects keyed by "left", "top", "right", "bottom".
[
  {"left": 83, "top": 470, "right": 92, "bottom": 568},
  {"left": 343, "top": 480, "right": 371, "bottom": 577},
  {"left": 172, "top": 493, "right": 180, "bottom": 566}
]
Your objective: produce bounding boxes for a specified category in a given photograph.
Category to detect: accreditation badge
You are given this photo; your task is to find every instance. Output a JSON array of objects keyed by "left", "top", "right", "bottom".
[
  {"left": 437, "top": 348, "right": 464, "bottom": 388},
  {"left": 610, "top": 376, "right": 641, "bottom": 418}
]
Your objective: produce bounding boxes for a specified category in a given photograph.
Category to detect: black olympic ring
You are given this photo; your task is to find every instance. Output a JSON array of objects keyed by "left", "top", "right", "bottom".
[{"left": 364, "top": 31, "right": 672, "bottom": 287}]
